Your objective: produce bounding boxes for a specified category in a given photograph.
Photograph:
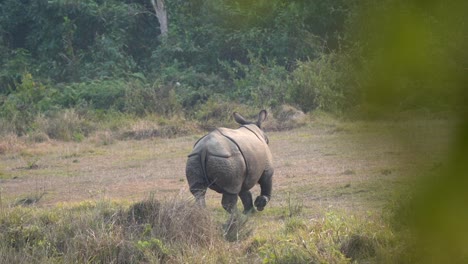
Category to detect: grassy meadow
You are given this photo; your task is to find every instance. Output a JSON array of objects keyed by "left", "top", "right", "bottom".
[{"left": 0, "top": 112, "right": 454, "bottom": 263}]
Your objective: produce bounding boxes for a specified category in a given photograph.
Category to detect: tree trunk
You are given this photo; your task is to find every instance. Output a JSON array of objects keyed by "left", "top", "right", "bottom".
[{"left": 150, "top": 0, "right": 168, "bottom": 37}]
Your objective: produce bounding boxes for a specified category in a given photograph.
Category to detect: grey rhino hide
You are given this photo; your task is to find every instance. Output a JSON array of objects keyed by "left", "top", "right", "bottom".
[
  {"left": 217, "top": 125, "right": 271, "bottom": 192},
  {"left": 189, "top": 124, "right": 271, "bottom": 194}
]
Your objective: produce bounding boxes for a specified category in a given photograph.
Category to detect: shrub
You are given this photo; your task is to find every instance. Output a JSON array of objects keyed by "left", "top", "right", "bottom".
[
  {"left": 59, "top": 80, "right": 127, "bottom": 111},
  {"left": 0, "top": 73, "right": 53, "bottom": 135},
  {"left": 145, "top": 63, "right": 229, "bottom": 112},
  {"left": 35, "top": 109, "right": 94, "bottom": 141},
  {"left": 221, "top": 54, "right": 290, "bottom": 108},
  {"left": 257, "top": 211, "right": 394, "bottom": 264},
  {"left": 289, "top": 52, "right": 345, "bottom": 113},
  {"left": 119, "top": 116, "right": 196, "bottom": 140},
  {"left": 123, "top": 79, "right": 182, "bottom": 117},
  {"left": 194, "top": 98, "right": 258, "bottom": 130},
  {"left": 0, "top": 49, "right": 33, "bottom": 92},
  {"left": 28, "top": 132, "right": 50, "bottom": 143}
]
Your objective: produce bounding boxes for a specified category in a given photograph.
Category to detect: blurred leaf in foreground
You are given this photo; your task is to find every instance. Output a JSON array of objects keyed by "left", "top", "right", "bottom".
[{"left": 348, "top": 0, "right": 468, "bottom": 262}]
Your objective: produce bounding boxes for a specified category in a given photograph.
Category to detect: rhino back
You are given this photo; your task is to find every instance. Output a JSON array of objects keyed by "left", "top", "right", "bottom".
[
  {"left": 190, "top": 130, "right": 238, "bottom": 158},
  {"left": 217, "top": 126, "right": 270, "bottom": 188},
  {"left": 189, "top": 130, "right": 246, "bottom": 194}
]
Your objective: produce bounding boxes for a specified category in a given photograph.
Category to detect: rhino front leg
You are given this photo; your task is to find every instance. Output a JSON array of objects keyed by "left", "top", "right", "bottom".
[
  {"left": 239, "top": 190, "right": 254, "bottom": 214},
  {"left": 255, "top": 169, "right": 273, "bottom": 211},
  {"left": 221, "top": 193, "right": 238, "bottom": 213}
]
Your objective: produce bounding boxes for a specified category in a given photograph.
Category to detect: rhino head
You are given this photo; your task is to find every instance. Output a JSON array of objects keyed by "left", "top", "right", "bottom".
[{"left": 233, "top": 110, "right": 269, "bottom": 144}]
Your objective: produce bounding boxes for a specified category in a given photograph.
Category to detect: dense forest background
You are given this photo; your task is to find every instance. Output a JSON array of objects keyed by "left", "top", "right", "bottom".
[{"left": 1, "top": 0, "right": 467, "bottom": 138}]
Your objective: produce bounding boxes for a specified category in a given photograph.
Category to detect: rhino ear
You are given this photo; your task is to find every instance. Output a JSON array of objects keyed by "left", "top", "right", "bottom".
[
  {"left": 233, "top": 112, "right": 249, "bottom": 125},
  {"left": 257, "top": 110, "right": 268, "bottom": 128}
]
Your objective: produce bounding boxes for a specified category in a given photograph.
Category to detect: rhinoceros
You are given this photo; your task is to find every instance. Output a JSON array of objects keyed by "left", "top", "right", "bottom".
[{"left": 186, "top": 110, "right": 274, "bottom": 213}]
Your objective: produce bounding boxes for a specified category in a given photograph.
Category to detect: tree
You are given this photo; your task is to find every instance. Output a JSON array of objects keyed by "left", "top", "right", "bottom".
[{"left": 150, "top": 0, "right": 168, "bottom": 37}]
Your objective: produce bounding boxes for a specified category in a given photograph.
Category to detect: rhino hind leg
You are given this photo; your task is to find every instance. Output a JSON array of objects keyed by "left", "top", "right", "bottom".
[
  {"left": 255, "top": 168, "right": 273, "bottom": 211},
  {"left": 221, "top": 193, "right": 238, "bottom": 213},
  {"left": 190, "top": 184, "right": 207, "bottom": 208},
  {"left": 239, "top": 190, "right": 254, "bottom": 214},
  {"left": 254, "top": 196, "right": 269, "bottom": 211},
  {"left": 186, "top": 155, "right": 208, "bottom": 207}
]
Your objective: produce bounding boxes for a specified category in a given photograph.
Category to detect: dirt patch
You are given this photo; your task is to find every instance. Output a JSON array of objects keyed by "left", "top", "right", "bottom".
[{"left": 0, "top": 119, "right": 450, "bottom": 216}]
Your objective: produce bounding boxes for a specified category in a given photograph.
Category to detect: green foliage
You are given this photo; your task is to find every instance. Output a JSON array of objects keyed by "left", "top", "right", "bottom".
[
  {"left": 78, "top": 34, "right": 137, "bottom": 81},
  {"left": 124, "top": 79, "right": 182, "bottom": 117},
  {"left": 1, "top": 0, "right": 463, "bottom": 141},
  {"left": 1, "top": 0, "right": 348, "bottom": 84},
  {"left": 158, "top": 66, "right": 227, "bottom": 110},
  {"left": 221, "top": 54, "right": 290, "bottom": 108},
  {"left": 0, "top": 49, "right": 33, "bottom": 92},
  {"left": 289, "top": 53, "right": 345, "bottom": 113},
  {"left": 0, "top": 0, "right": 353, "bottom": 137},
  {"left": 258, "top": 211, "right": 393, "bottom": 264},
  {"left": 161, "top": 0, "right": 347, "bottom": 68},
  {"left": 0, "top": 73, "right": 55, "bottom": 135},
  {"left": 57, "top": 80, "right": 126, "bottom": 111},
  {"left": 136, "top": 238, "right": 169, "bottom": 261}
]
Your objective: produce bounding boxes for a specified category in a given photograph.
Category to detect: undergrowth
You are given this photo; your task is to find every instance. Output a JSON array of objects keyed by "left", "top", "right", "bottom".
[
  {"left": 251, "top": 211, "right": 400, "bottom": 264},
  {"left": 0, "top": 196, "right": 404, "bottom": 263},
  {"left": 0, "top": 197, "right": 225, "bottom": 263},
  {"left": 0, "top": 103, "right": 308, "bottom": 149}
]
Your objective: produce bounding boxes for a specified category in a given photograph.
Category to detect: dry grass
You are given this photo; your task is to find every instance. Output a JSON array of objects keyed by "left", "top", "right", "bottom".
[{"left": 0, "top": 134, "right": 26, "bottom": 155}]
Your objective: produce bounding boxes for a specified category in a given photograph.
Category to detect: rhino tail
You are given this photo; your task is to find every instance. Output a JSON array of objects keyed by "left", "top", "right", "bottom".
[{"left": 200, "top": 148, "right": 210, "bottom": 186}]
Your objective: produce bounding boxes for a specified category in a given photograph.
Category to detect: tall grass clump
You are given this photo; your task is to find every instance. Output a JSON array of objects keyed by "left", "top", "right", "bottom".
[
  {"left": 223, "top": 210, "right": 253, "bottom": 242},
  {"left": 0, "top": 197, "right": 229, "bottom": 263},
  {"left": 127, "top": 195, "right": 219, "bottom": 248},
  {"left": 255, "top": 211, "right": 396, "bottom": 264},
  {"left": 34, "top": 109, "right": 95, "bottom": 142}
]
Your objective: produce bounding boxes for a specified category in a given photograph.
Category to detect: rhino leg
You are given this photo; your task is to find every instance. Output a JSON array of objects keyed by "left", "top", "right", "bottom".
[
  {"left": 221, "top": 193, "right": 238, "bottom": 213},
  {"left": 255, "top": 168, "right": 273, "bottom": 211},
  {"left": 186, "top": 154, "right": 208, "bottom": 207},
  {"left": 190, "top": 184, "right": 207, "bottom": 208},
  {"left": 239, "top": 190, "right": 254, "bottom": 214}
]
